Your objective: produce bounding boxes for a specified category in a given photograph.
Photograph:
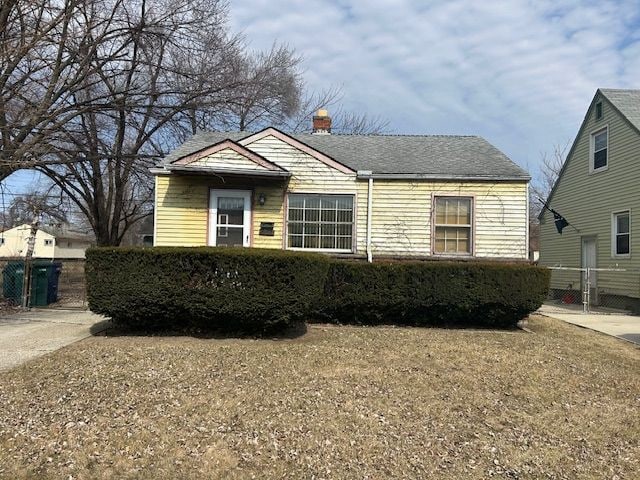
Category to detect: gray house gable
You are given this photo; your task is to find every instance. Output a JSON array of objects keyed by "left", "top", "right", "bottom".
[
  {"left": 539, "top": 88, "right": 640, "bottom": 304},
  {"left": 541, "top": 88, "right": 640, "bottom": 219}
]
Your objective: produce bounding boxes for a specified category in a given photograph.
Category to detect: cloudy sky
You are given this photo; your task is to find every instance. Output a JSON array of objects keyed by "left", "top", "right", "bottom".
[
  {"left": 230, "top": 0, "right": 640, "bottom": 178},
  {"left": 4, "top": 0, "right": 639, "bottom": 193}
]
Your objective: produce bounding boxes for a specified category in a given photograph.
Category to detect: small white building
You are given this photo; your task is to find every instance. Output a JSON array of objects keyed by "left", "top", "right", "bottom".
[{"left": 0, "top": 224, "right": 94, "bottom": 259}]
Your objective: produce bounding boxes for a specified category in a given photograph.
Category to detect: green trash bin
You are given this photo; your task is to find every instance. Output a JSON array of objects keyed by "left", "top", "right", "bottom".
[
  {"left": 2, "top": 260, "right": 63, "bottom": 306},
  {"left": 30, "top": 264, "right": 49, "bottom": 306}
]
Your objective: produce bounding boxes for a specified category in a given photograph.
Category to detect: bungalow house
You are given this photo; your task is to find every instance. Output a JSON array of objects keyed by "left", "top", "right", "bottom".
[
  {"left": 539, "top": 89, "right": 640, "bottom": 310},
  {"left": 152, "top": 111, "right": 530, "bottom": 261},
  {"left": 0, "top": 224, "right": 94, "bottom": 259}
]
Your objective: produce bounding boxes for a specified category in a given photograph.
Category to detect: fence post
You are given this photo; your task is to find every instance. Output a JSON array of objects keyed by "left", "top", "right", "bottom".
[{"left": 583, "top": 267, "right": 591, "bottom": 314}]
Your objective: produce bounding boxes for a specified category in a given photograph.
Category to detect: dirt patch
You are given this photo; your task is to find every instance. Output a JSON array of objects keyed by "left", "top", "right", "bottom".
[{"left": 0, "top": 315, "right": 638, "bottom": 479}]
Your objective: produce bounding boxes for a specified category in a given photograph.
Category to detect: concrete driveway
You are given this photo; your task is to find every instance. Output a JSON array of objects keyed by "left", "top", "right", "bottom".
[
  {"left": 0, "top": 309, "right": 108, "bottom": 372},
  {"left": 538, "top": 304, "right": 640, "bottom": 345}
]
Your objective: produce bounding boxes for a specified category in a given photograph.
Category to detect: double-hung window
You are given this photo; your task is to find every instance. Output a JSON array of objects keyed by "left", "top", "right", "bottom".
[
  {"left": 591, "top": 127, "right": 608, "bottom": 171},
  {"left": 434, "top": 196, "right": 473, "bottom": 255},
  {"left": 613, "top": 211, "right": 630, "bottom": 256},
  {"left": 287, "top": 194, "right": 354, "bottom": 251}
]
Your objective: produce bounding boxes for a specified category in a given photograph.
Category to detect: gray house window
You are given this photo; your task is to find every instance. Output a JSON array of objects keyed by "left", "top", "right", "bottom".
[
  {"left": 591, "top": 127, "right": 608, "bottom": 171},
  {"left": 287, "top": 194, "right": 354, "bottom": 251},
  {"left": 44, "top": 239, "right": 54, "bottom": 246},
  {"left": 595, "top": 101, "right": 603, "bottom": 120},
  {"left": 613, "top": 211, "right": 630, "bottom": 256}
]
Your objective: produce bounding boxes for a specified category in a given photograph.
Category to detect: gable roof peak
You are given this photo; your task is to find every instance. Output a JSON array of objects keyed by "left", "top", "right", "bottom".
[{"left": 597, "top": 88, "right": 640, "bottom": 133}]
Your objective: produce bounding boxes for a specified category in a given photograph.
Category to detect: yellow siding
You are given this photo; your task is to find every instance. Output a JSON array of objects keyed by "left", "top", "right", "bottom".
[
  {"left": 244, "top": 135, "right": 358, "bottom": 193},
  {"left": 155, "top": 175, "right": 208, "bottom": 246},
  {"left": 252, "top": 184, "right": 285, "bottom": 249},
  {"left": 155, "top": 134, "right": 528, "bottom": 259},
  {"left": 356, "top": 180, "right": 527, "bottom": 258},
  {"left": 154, "top": 175, "right": 286, "bottom": 248},
  {"left": 188, "top": 148, "right": 271, "bottom": 171},
  {"left": 244, "top": 135, "right": 358, "bottom": 251},
  {"left": 539, "top": 93, "right": 640, "bottom": 297}
]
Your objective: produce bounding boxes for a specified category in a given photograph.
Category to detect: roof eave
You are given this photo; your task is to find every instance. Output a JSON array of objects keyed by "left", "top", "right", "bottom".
[
  {"left": 357, "top": 172, "right": 530, "bottom": 181},
  {"left": 159, "top": 165, "right": 292, "bottom": 178}
]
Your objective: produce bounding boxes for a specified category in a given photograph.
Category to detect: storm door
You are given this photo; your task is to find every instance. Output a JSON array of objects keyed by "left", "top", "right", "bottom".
[{"left": 208, "top": 190, "right": 251, "bottom": 247}]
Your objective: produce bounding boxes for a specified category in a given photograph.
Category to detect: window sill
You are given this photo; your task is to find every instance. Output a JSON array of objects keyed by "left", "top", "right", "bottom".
[
  {"left": 432, "top": 252, "right": 474, "bottom": 258},
  {"left": 612, "top": 254, "right": 631, "bottom": 259},
  {"left": 589, "top": 166, "right": 608, "bottom": 175},
  {"left": 287, "top": 247, "right": 354, "bottom": 254}
]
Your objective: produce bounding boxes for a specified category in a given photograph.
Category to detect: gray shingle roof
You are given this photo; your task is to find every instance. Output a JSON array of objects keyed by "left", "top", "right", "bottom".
[
  {"left": 600, "top": 89, "right": 640, "bottom": 132},
  {"left": 161, "top": 130, "right": 529, "bottom": 180}
]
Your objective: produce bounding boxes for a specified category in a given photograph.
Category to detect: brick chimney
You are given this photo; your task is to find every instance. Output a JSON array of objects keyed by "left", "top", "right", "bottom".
[{"left": 312, "top": 109, "right": 331, "bottom": 134}]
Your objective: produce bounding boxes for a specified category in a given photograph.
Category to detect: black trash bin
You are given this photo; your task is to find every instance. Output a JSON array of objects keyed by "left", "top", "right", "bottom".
[{"left": 46, "top": 262, "right": 62, "bottom": 304}]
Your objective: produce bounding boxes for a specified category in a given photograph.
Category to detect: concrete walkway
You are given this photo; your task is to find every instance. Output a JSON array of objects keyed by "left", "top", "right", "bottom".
[
  {"left": 0, "top": 309, "right": 109, "bottom": 372},
  {"left": 538, "top": 303, "right": 640, "bottom": 345}
]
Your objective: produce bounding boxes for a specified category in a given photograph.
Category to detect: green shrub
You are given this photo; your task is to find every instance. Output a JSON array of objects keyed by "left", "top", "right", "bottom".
[
  {"left": 314, "top": 260, "right": 550, "bottom": 328},
  {"left": 87, "top": 248, "right": 549, "bottom": 332},
  {"left": 86, "top": 247, "right": 330, "bottom": 334}
]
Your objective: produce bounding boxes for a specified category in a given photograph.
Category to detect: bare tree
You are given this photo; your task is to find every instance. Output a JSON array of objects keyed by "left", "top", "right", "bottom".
[
  {"left": 37, "top": 0, "right": 286, "bottom": 246},
  {"left": 11, "top": 0, "right": 383, "bottom": 246},
  {"left": 528, "top": 142, "right": 569, "bottom": 256},
  {"left": 0, "top": 191, "right": 68, "bottom": 231},
  {"left": 282, "top": 86, "right": 390, "bottom": 134},
  {"left": 530, "top": 142, "right": 569, "bottom": 217},
  {"left": 0, "top": 187, "right": 67, "bottom": 307},
  {"left": 0, "top": 0, "right": 139, "bottom": 181},
  {"left": 221, "top": 44, "right": 302, "bottom": 131}
]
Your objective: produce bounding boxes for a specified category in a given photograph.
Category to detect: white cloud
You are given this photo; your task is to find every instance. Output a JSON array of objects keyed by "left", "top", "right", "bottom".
[
  {"left": 229, "top": 0, "right": 640, "bottom": 178},
  {"left": 5, "top": 1, "right": 637, "bottom": 195}
]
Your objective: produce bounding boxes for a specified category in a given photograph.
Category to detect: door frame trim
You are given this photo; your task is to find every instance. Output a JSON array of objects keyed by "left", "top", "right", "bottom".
[
  {"left": 581, "top": 235, "right": 598, "bottom": 303},
  {"left": 208, "top": 189, "right": 252, "bottom": 247}
]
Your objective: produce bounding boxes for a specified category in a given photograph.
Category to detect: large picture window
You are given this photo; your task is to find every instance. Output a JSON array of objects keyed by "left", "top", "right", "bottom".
[
  {"left": 434, "top": 196, "right": 473, "bottom": 255},
  {"left": 613, "top": 211, "right": 630, "bottom": 256},
  {"left": 287, "top": 194, "right": 354, "bottom": 251}
]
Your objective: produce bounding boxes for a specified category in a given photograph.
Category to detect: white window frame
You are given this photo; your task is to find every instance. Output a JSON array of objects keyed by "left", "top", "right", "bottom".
[
  {"left": 432, "top": 196, "right": 474, "bottom": 256},
  {"left": 590, "top": 125, "right": 608, "bottom": 173},
  {"left": 286, "top": 193, "right": 355, "bottom": 253},
  {"left": 612, "top": 210, "right": 631, "bottom": 258}
]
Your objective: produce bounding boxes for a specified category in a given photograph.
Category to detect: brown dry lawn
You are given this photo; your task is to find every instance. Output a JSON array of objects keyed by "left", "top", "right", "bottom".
[{"left": 0, "top": 315, "right": 639, "bottom": 479}]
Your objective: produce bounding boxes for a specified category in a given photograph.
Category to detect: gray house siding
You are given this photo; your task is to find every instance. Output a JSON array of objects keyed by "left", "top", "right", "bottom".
[{"left": 540, "top": 90, "right": 640, "bottom": 301}]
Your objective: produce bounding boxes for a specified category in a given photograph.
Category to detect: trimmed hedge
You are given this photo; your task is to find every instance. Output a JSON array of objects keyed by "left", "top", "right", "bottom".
[
  {"left": 85, "top": 247, "right": 330, "bottom": 334},
  {"left": 313, "top": 260, "right": 550, "bottom": 328},
  {"left": 86, "top": 248, "right": 549, "bottom": 333}
]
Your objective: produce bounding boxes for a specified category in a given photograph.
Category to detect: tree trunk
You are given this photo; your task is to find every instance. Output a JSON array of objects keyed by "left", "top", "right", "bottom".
[{"left": 21, "top": 215, "right": 39, "bottom": 308}]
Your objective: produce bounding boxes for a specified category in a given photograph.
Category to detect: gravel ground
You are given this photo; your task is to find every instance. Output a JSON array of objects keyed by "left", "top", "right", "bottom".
[{"left": 0, "top": 314, "right": 639, "bottom": 479}]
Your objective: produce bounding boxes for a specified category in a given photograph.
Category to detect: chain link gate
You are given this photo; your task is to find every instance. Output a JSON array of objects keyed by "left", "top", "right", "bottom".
[
  {"left": 0, "top": 258, "right": 87, "bottom": 310},
  {"left": 547, "top": 266, "right": 640, "bottom": 314}
]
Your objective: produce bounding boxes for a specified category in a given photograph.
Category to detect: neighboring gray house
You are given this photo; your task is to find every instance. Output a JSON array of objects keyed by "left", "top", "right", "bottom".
[{"left": 539, "top": 89, "right": 640, "bottom": 310}]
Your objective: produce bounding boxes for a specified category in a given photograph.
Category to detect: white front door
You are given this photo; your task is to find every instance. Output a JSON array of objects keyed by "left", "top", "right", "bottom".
[{"left": 209, "top": 189, "right": 252, "bottom": 247}]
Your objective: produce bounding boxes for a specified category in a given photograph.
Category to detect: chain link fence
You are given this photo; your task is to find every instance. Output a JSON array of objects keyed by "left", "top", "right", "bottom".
[
  {"left": 0, "top": 257, "right": 87, "bottom": 310},
  {"left": 547, "top": 266, "right": 640, "bottom": 314}
]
